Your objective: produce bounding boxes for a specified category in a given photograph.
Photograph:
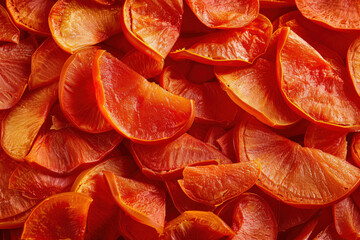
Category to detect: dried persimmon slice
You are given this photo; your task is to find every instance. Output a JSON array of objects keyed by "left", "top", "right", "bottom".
[
  {"left": 29, "top": 37, "right": 70, "bottom": 90},
  {"left": 160, "top": 65, "right": 238, "bottom": 125},
  {"left": 178, "top": 162, "right": 260, "bottom": 206},
  {"left": 237, "top": 118, "right": 360, "bottom": 208},
  {"left": 0, "top": 5, "right": 19, "bottom": 43},
  {"left": 333, "top": 197, "right": 360, "bottom": 239},
  {"left": 348, "top": 36, "right": 360, "bottom": 98},
  {"left": 104, "top": 171, "right": 166, "bottom": 233},
  {"left": 295, "top": 0, "right": 360, "bottom": 31},
  {"left": 129, "top": 133, "right": 232, "bottom": 180},
  {"left": 59, "top": 47, "right": 112, "bottom": 133},
  {"left": 170, "top": 15, "right": 272, "bottom": 66},
  {"left": 49, "top": 0, "right": 122, "bottom": 53},
  {"left": 6, "top": 0, "right": 55, "bottom": 35},
  {"left": 93, "top": 50, "right": 195, "bottom": 144},
  {"left": 0, "top": 209, "right": 31, "bottom": 229},
  {"left": 185, "top": 0, "right": 259, "bottom": 29},
  {"left": 277, "top": 27, "right": 360, "bottom": 130},
  {"left": 21, "top": 192, "right": 92, "bottom": 240},
  {"left": 122, "top": 0, "right": 182, "bottom": 61},
  {"left": 0, "top": 37, "right": 37, "bottom": 110},
  {"left": 160, "top": 211, "right": 235, "bottom": 239},
  {"left": 1, "top": 82, "right": 58, "bottom": 161}
]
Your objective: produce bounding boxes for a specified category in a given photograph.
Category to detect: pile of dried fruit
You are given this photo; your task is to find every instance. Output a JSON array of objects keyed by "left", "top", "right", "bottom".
[{"left": 1, "top": 0, "right": 360, "bottom": 239}]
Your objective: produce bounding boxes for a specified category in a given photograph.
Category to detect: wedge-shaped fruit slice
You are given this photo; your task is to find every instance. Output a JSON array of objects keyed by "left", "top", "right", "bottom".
[
  {"left": 59, "top": 47, "right": 112, "bottom": 133},
  {"left": 72, "top": 153, "right": 137, "bottom": 240},
  {"left": 93, "top": 50, "right": 195, "bottom": 143},
  {"left": 304, "top": 124, "right": 347, "bottom": 160},
  {"left": 215, "top": 30, "right": 300, "bottom": 128},
  {"left": 0, "top": 208, "right": 31, "bottom": 229},
  {"left": 333, "top": 197, "right": 360, "bottom": 240},
  {"left": 0, "top": 5, "right": 19, "bottom": 43},
  {"left": 21, "top": 192, "right": 92, "bottom": 240},
  {"left": 49, "top": 0, "right": 122, "bottom": 53},
  {"left": 160, "top": 66, "right": 238, "bottom": 125},
  {"left": 170, "top": 15, "right": 272, "bottom": 66},
  {"left": 122, "top": 0, "right": 182, "bottom": 61},
  {"left": 9, "top": 163, "right": 77, "bottom": 199},
  {"left": 129, "top": 133, "right": 232, "bottom": 180},
  {"left": 2, "top": 82, "right": 58, "bottom": 161},
  {"left": 185, "top": 0, "right": 259, "bottom": 29},
  {"left": 160, "top": 211, "right": 235, "bottom": 240},
  {"left": 348, "top": 36, "right": 360, "bottom": 98},
  {"left": 6, "top": 0, "right": 55, "bottom": 35},
  {"left": 236, "top": 118, "right": 360, "bottom": 208},
  {"left": 0, "top": 151, "right": 39, "bottom": 220},
  {"left": 295, "top": 0, "right": 360, "bottom": 31},
  {"left": 0, "top": 37, "right": 37, "bottom": 110},
  {"left": 178, "top": 162, "right": 260, "bottom": 206},
  {"left": 351, "top": 133, "right": 360, "bottom": 167},
  {"left": 277, "top": 28, "right": 360, "bottom": 130},
  {"left": 29, "top": 37, "right": 70, "bottom": 89},
  {"left": 105, "top": 171, "right": 166, "bottom": 233}
]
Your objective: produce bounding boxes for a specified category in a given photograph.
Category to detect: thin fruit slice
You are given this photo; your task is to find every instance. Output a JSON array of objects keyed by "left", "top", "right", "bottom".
[
  {"left": 184, "top": 0, "right": 259, "bottom": 29},
  {"left": 59, "top": 47, "right": 112, "bottom": 133},
  {"left": 0, "top": 37, "right": 37, "bottom": 110},
  {"left": 170, "top": 15, "right": 272, "bottom": 66},
  {"left": 6, "top": 0, "right": 55, "bottom": 35},
  {"left": 29, "top": 37, "right": 70, "bottom": 89},
  {"left": 277, "top": 27, "right": 360, "bottom": 130},
  {"left": 0, "top": 5, "right": 19, "bottom": 43},
  {"left": 160, "top": 211, "right": 235, "bottom": 240},
  {"left": 333, "top": 197, "right": 360, "bottom": 240},
  {"left": 236, "top": 118, "right": 360, "bottom": 208},
  {"left": 0, "top": 209, "right": 31, "bottom": 229},
  {"left": 49, "top": 0, "right": 122, "bottom": 53},
  {"left": 21, "top": 192, "right": 92, "bottom": 240},
  {"left": 178, "top": 162, "right": 260, "bottom": 206},
  {"left": 348, "top": 36, "right": 360, "bottom": 98},
  {"left": 93, "top": 50, "right": 195, "bottom": 144},
  {"left": 1, "top": 82, "right": 58, "bottom": 161},
  {"left": 122, "top": 0, "right": 183, "bottom": 61},
  {"left": 295, "top": 0, "right": 360, "bottom": 31},
  {"left": 304, "top": 124, "right": 347, "bottom": 160},
  {"left": 129, "top": 133, "right": 232, "bottom": 180},
  {"left": 105, "top": 171, "right": 166, "bottom": 233},
  {"left": 160, "top": 65, "right": 238, "bottom": 125}
]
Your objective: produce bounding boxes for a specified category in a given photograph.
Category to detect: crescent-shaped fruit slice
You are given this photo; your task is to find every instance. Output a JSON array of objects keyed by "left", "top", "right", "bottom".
[
  {"left": 178, "top": 162, "right": 260, "bottom": 206},
  {"left": 170, "top": 15, "right": 272, "bottom": 66},
  {"left": 277, "top": 27, "right": 360, "bottom": 130},
  {"left": 333, "top": 197, "right": 360, "bottom": 240},
  {"left": 184, "top": 0, "right": 259, "bottom": 29},
  {"left": 59, "top": 47, "right": 112, "bottom": 133},
  {"left": 29, "top": 37, "right": 70, "bottom": 90},
  {"left": 1, "top": 82, "right": 58, "bottom": 161},
  {"left": 122, "top": 0, "right": 183, "bottom": 61},
  {"left": 93, "top": 50, "right": 195, "bottom": 144},
  {"left": 21, "top": 192, "right": 92, "bottom": 240},
  {"left": 0, "top": 5, "right": 19, "bottom": 43},
  {"left": 295, "top": 0, "right": 360, "bottom": 31},
  {"left": 129, "top": 133, "right": 232, "bottom": 180},
  {"left": 160, "top": 65, "right": 238, "bottom": 125},
  {"left": 236, "top": 118, "right": 360, "bottom": 208},
  {"left": 348, "top": 36, "right": 360, "bottom": 98},
  {"left": 49, "top": 0, "right": 122, "bottom": 53}
]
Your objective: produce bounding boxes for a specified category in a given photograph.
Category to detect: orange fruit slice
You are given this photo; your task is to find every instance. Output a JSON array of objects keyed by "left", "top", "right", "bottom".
[
  {"left": 184, "top": 0, "right": 259, "bottom": 29},
  {"left": 1, "top": 82, "right": 58, "bottom": 161},
  {"left": 0, "top": 209, "right": 31, "bottom": 229},
  {"left": 59, "top": 47, "right": 112, "bottom": 133},
  {"left": 49, "top": 0, "right": 122, "bottom": 53},
  {"left": 29, "top": 37, "right": 70, "bottom": 90},
  {"left": 93, "top": 50, "right": 195, "bottom": 144},
  {"left": 178, "top": 162, "right": 260, "bottom": 206},
  {"left": 333, "top": 197, "right": 360, "bottom": 239},
  {"left": 129, "top": 133, "right": 232, "bottom": 180},
  {"left": 236, "top": 118, "right": 360, "bottom": 208},
  {"left": 348, "top": 36, "right": 360, "bottom": 97},
  {"left": 6, "top": 0, "right": 55, "bottom": 35},
  {"left": 122, "top": 0, "right": 183, "bottom": 61},
  {"left": 277, "top": 27, "right": 360, "bottom": 130},
  {"left": 160, "top": 65, "right": 238, "bottom": 125},
  {"left": 0, "top": 5, "right": 19, "bottom": 43},
  {"left": 170, "top": 15, "right": 272, "bottom": 66},
  {"left": 21, "top": 192, "right": 92, "bottom": 240},
  {"left": 0, "top": 36, "right": 37, "bottom": 110}
]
